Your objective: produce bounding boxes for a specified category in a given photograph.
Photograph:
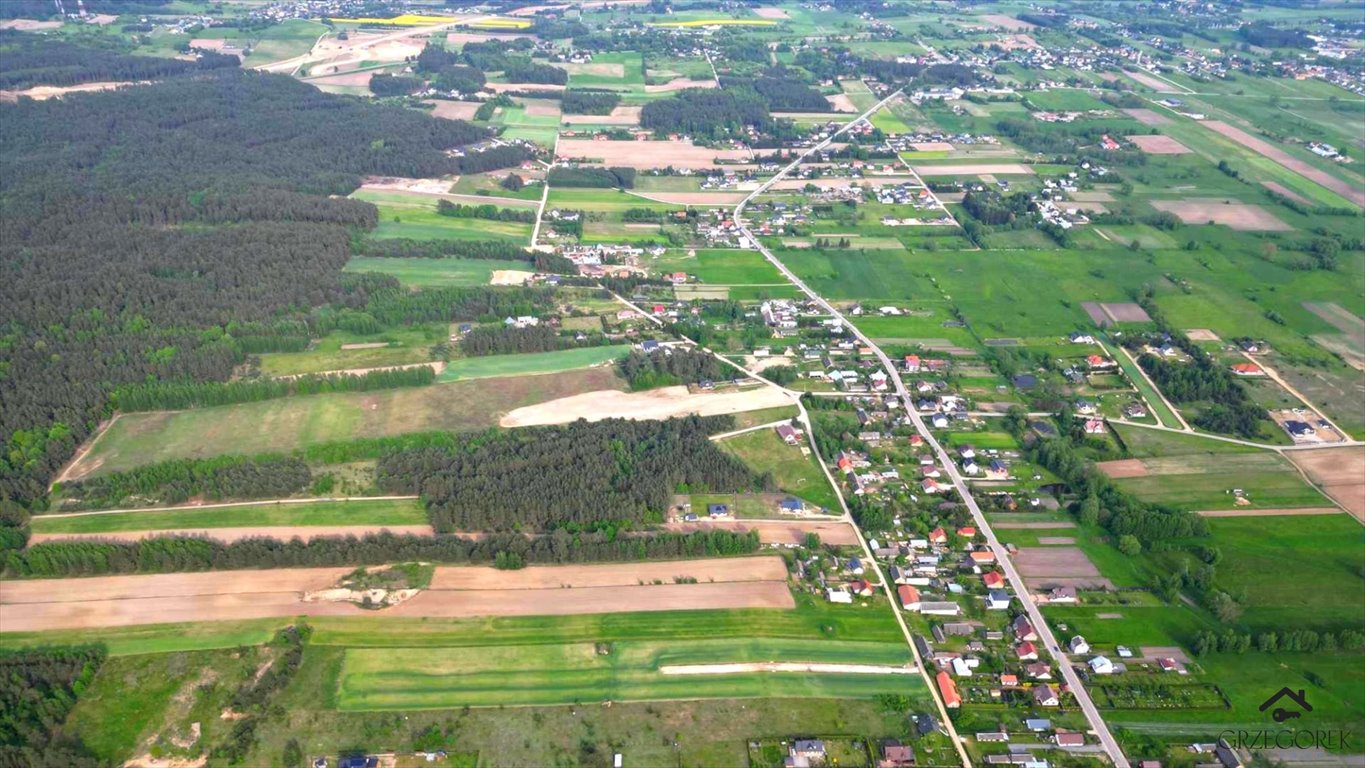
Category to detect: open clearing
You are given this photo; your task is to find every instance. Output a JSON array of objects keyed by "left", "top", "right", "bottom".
[
  {"left": 556, "top": 138, "right": 750, "bottom": 169},
  {"left": 1150, "top": 199, "right": 1291, "bottom": 231},
  {"left": 1, "top": 558, "right": 794, "bottom": 633},
  {"left": 68, "top": 367, "right": 622, "bottom": 478},
  {"left": 1127, "top": 134, "right": 1190, "bottom": 154},
  {"left": 664, "top": 519, "right": 859, "bottom": 546},
  {"left": 499, "top": 384, "right": 794, "bottom": 427},
  {"left": 1286, "top": 446, "right": 1365, "bottom": 519},
  {"left": 1201, "top": 120, "right": 1365, "bottom": 206}
]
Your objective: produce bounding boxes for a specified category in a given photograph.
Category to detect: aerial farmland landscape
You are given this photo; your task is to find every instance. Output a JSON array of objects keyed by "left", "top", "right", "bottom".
[{"left": 0, "top": 0, "right": 1362, "bottom": 767}]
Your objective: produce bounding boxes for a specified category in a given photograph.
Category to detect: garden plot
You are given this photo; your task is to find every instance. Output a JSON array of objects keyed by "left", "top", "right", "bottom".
[{"left": 1012, "top": 548, "right": 1111, "bottom": 589}]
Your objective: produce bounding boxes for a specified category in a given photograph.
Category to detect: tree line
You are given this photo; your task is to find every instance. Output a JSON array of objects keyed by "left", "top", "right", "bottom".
[
  {"left": 0, "top": 646, "right": 105, "bottom": 768},
  {"left": 5, "top": 528, "right": 762, "bottom": 578},
  {"left": 60, "top": 455, "right": 312, "bottom": 510},
  {"left": 547, "top": 166, "right": 638, "bottom": 189},
  {"left": 362, "top": 282, "right": 558, "bottom": 326},
  {"left": 111, "top": 365, "right": 435, "bottom": 412},
  {"left": 618, "top": 348, "right": 729, "bottom": 391},
  {"left": 562, "top": 89, "right": 621, "bottom": 115},
  {"left": 352, "top": 237, "right": 531, "bottom": 261},
  {"left": 436, "top": 199, "right": 536, "bottom": 223},
  {"left": 459, "top": 325, "right": 611, "bottom": 356},
  {"left": 378, "top": 417, "right": 771, "bottom": 531}
]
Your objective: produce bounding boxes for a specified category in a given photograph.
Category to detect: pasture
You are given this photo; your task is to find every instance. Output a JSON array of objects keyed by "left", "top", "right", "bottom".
[
  {"left": 1110, "top": 452, "right": 1329, "bottom": 511},
  {"left": 349, "top": 189, "right": 533, "bottom": 242},
  {"left": 651, "top": 248, "right": 785, "bottom": 285},
  {"left": 337, "top": 638, "right": 914, "bottom": 709},
  {"left": 718, "top": 429, "right": 840, "bottom": 512},
  {"left": 67, "top": 367, "right": 623, "bottom": 477},
  {"left": 258, "top": 324, "right": 446, "bottom": 376}
]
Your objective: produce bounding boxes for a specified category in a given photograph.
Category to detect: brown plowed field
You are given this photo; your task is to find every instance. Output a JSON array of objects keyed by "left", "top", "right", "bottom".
[
  {"left": 1286, "top": 446, "right": 1365, "bottom": 520},
  {"left": 1127, "top": 134, "right": 1190, "bottom": 154},
  {"left": 429, "top": 556, "right": 787, "bottom": 589},
  {"left": 1202, "top": 120, "right": 1365, "bottom": 207}
]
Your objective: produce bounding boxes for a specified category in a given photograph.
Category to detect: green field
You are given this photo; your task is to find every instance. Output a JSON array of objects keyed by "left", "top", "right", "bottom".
[
  {"left": 350, "top": 189, "right": 533, "bottom": 242},
  {"left": 651, "top": 248, "right": 786, "bottom": 285},
  {"left": 343, "top": 257, "right": 516, "bottom": 287},
  {"left": 718, "top": 429, "right": 840, "bottom": 512},
  {"left": 31, "top": 499, "right": 427, "bottom": 534},
  {"left": 258, "top": 324, "right": 446, "bottom": 377},
  {"left": 1112, "top": 452, "right": 1329, "bottom": 511},
  {"left": 338, "top": 638, "right": 915, "bottom": 709},
  {"left": 69, "top": 367, "right": 622, "bottom": 477},
  {"left": 436, "top": 345, "right": 632, "bottom": 381}
]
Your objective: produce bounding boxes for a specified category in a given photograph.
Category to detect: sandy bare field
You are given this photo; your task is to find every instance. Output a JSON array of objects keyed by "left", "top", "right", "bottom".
[
  {"left": 361, "top": 176, "right": 456, "bottom": 195},
  {"left": 557, "top": 138, "right": 749, "bottom": 169},
  {"left": 390, "top": 581, "right": 794, "bottom": 618},
  {"left": 664, "top": 519, "right": 859, "bottom": 546},
  {"left": 0, "top": 80, "right": 144, "bottom": 102},
  {"left": 500, "top": 385, "right": 793, "bottom": 427},
  {"left": 1122, "top": 108, "right": 1172, "bottom": 126},
  {"left": 1124, "top": 70, "right": 1184, "bottom": 93},
  {"left": 486, "top": 81, "right": 566, "bottom": 93},
  {"left": 645, "top": 78, "right": 718, "bottom": 93},
  {"left": 1, "top": 558, "right": 793, "bottom": 632},
  {"left": 430, "top": 556, "right": 787, "bottom": 589},
  {"left": 1287, "top": 447, "right": 1365, "bottom": 519},
  {"left": 1096, "top": 459, "right": 1149, "bottom": 478},
  {"left": 661, "top": 661, "right": 912, "bottom": 676},
  {"left": 28, "top": 526, "right": 435, "bottom": 546},
  {"left": 305, "top": 70, "right": 374, "bottom": 88},
  {"left": 1203, "top": 120, "right": 1365, "bottom": 207},
  {"left": 188, "top": 38, "right": 227, "bottom": 51},
  {"left": 0, "top": 18, "right": 62, "bottom": 30},
  {"left": 563, "top": 105, "right": 643, "bottom": 125},
  {"left": 1184, "top": 328, "right": 1221, "bottom": 341},
  {"left": 1150, "top": 199, "right": 1291, "bottom": 231},
  {"left": 1196, "top": 508, "right": 1342, "bottom": 518},
  {"left": 1127, "top": 134, "right": 1190, "bottom": 154},
  {"left": 490, "top": 269, "right": 535, "bottom": 285},
  {"left": 1013, "top": 547, "right": 1105, "bottom": 585},
  {"left": 911, "top": 163, "right": 1035, "bottom": 176},
  {"left": 752, "top": 7, "right": 791, "bottom": 19},
  {"left": 910, "top": 141, "right": 954, "bottom": 152},
  {"left": 981, "top": 13, "right": 1034, "bottom": 30},
  {"left": 826, "top": 93, "right": 857, "bottom": 112},
  {"left": 424, "top": 99, "right": 481, "bottom": 119},
  {"left": 1069, "top": 191, "right": 1114, "bottom": 202}
]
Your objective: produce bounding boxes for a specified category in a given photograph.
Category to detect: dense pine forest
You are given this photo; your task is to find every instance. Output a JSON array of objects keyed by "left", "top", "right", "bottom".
[
  {"left": 0, "top": 30, "right": 239, "bottom": 88},
  {"left": 619, "top": 347, "right": 731, "bottom": 390},
  {"left": 0, "top": 646, "right": 106, "bottom": 767},
  {"left": 0, "top": 61, "right": 528, "bottom": 507},
  {"left": 378, "top": 417, "right": 773, "bottom": 532}
]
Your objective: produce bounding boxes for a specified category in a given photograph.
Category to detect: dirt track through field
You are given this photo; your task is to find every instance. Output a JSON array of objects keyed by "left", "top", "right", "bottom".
[
  {"left": 1201, "top": 120, "right": 1365, "bottom": 207},
  {"left": 1, "top": 557, "right": 793, "bottom": 632},
  {"left": 499, "top": 385, "right": 794, "bottom": 427}
]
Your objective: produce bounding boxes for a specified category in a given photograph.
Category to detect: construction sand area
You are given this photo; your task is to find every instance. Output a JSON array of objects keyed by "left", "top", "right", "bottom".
[
  {"left": 499, "top": 384, "right": 794, "bottom": 427},
  {"left": 1, "top": 557, "right": 794, "bottom": 632}
]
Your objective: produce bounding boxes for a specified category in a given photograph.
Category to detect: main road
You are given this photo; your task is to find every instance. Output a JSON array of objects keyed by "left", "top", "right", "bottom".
[{"left": 731, "top": 90, "right": 1131, "bottom": 767}]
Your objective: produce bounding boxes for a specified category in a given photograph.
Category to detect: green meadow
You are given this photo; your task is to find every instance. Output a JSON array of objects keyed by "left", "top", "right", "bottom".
[
  {"left": 343, "top": 257, "right": 514, "bottom": 287},
  {"left": 350, "top": 189, "right": 533, "bottom": 243},
  {"left": 436, "top": 345, "right": 632, "bottom": 381},
  {"left": 31, "top": 499, "right": 428, "bottom": 534},
  {"left": 718, "top": 429, "right": 840, "bottom": 512}
]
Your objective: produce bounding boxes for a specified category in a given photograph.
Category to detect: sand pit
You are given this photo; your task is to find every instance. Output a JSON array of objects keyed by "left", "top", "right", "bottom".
[
  {"left": 490, "top": 269, "right": 535, "bottom": 285},
  {"left": 28, "top": 525, "right": 436, "bottom": 546},
  {"left": 753, "top": 7, "right": 790, "bottom": 19},
  {"left": 563, "top": 105, "right": 642, "bottom": 125},
  {"left": 430, "top": 556, "right": 786, "bottom": 589},
  {"left": 1196, "top": 508, "right": 1342, "bottom": 518},
  {"left": 981, "top": 13, "right": 1034, "bottom": 30},
  {"left": 1203, "top": 120, "right": 1365, "bottom": 206},
  {"left": 1, "top": 558, "right": 793, "bottom": 632},
  {"left": 1122, "top": 108, "right": 1172, "bottom": 126},
  {"left": 0, "top": 80, "right": 144, "bottom": 102},
  {"left": 644, "top": 78, "right": 718, "bottom": 93},
  {"left": 912, "top": 163, "right": 1035, "bottom": 176},
  {"left": 1127, "top": 134, "right": 1190, "bottom": 154},
  {"left": 500, "top": 385, "right": 794, "bottom": 427},
  {"left": 665, "top": 520, "right": 859, "bottom": 546},
  {"left": 1287, "top": 446, "right": 1365, "bottom": 520},
  {"left": 557, "top": 138, "right": 751, "bottom": 170},
  {"left": 1150, "top": 199, "right": 1291, "bottom": 231}
]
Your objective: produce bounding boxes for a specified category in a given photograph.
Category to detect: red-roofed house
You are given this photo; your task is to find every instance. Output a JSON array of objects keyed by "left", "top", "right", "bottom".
[
  {"left": 1016, "top": 641, "right": 1039, "bottom": 661},
  {"left": 929, "top": 527, "right": 947, "bottom": 544},
  {"left": 936, "top": 671, "right": 961, "bottom": 708},
  {"left": 957, "top": 526, "right": 976, "bottom": 537},
  {"left": 970, "top": 550, "right": 997, "bottom": 565},
  {"left": 1231, "top": 363, "right": 1264, "bottom": 376},
  {"left": 982, "top": 572, "right": 1006, "bottom": 589},
  {"left": 897, "top": 584, "right": 921, "bottom": 610},
  {"left": 904, "top": 355, "right": 921, "bottom": 373}
]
